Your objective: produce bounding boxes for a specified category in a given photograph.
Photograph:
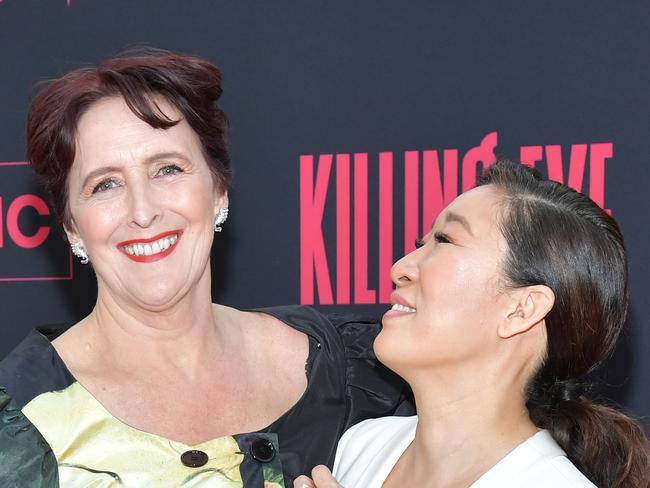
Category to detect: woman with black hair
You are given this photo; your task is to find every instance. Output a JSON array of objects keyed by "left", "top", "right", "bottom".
[{"left": 296, "top": 160, "right": 649, "bottom": 488}]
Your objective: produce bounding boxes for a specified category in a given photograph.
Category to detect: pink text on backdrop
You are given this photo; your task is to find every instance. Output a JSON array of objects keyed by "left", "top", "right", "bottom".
[
  {"left": 300, "top": 133, "right": 613, "bottom": 305},
  {"left": 0, "top": 161, "right": 73, "bottom": 281},
  {"left": 0, "top": 194, "right": 51, "bottom": 249}
]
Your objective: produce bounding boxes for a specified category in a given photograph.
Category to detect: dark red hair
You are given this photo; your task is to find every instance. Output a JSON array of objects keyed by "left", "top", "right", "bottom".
[{"left": 26, "top": 48, "right": 231, "bottom": 226}]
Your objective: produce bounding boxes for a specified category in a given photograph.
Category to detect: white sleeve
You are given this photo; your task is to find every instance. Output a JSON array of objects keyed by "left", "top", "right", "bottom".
[{"left": 332, "top": 419, "right": 367, "bottom": 478}]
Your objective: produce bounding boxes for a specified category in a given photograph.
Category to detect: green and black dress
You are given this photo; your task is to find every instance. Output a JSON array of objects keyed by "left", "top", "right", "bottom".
[{"left": 0, "top": 305, "right": 413, "bottom": 488}]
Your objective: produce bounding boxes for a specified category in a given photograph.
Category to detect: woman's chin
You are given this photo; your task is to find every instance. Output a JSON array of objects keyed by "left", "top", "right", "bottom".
[
  {"left": 372, "top": 331, "right": 399, "bottom": 370},
  {"left": 123, "top": 282, "right": 187, "bottom": 311}
]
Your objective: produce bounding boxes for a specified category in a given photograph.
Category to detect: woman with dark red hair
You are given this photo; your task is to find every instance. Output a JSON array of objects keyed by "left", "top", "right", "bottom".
[{"left": 0, "top": 49, "right": 412, "bottom": 487}]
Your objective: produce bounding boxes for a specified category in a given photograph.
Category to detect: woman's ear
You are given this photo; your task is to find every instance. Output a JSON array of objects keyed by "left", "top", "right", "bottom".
[
  {"left": 498, "top": 285, "right": 555, "bottom": 339},
  {"left": 63, "top": 219, "right": 80, "bottom": 245},
  {"left": 65, "top": 218, "right": 90, "bottom": 264},
  {"left": 214, "top": 191, "right": 229, "bottom": 215}
]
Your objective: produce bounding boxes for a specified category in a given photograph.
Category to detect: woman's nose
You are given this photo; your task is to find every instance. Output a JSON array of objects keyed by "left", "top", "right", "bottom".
[
  {"left": 127, "top": 181, "right": 161, "bottom": 229},
  {"left": 390, "top": 250, "right": 420, "bottom": 287}
]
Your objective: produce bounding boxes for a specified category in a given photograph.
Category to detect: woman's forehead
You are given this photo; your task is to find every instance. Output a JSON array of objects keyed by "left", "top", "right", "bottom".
[
  {"left": 73, "top": 98, "right": 197, "bottom": 168},
  {"left": 435, "top": 185, "right": 502, "bottom": 231},
  {"left": 76, "top": 97, "right": 180, "bottom": 142}
]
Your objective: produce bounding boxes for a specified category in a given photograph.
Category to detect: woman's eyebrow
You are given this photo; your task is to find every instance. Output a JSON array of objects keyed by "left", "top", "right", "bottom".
[
  {"left": 81, "top": 166, "right": 121, "bottom": 188},
  {"left": 80, "top": 152, "right": 190, "bottom": 188},
  {"left": 443, "top": 211, "right": 474, "bottom": 236},
  {"left": 143, "top": 151, "right": 189, "bottom": 164}
]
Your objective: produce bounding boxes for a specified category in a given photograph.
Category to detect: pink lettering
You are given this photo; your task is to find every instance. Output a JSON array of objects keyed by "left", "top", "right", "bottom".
[
  {"left": 378, "top": 152, "right": 393, "bottom": 303},
  {"left": 404, "top": 151, "right": 419, "bottom": 254},
  {"left": 462, "top": 132, "right": 498, "bottom": 192},
  {"left": 336, "top": 154, "right": 350, "bottom": 304},
  {"left": 299, "top": 136, "right": 614, "bottom": 305},
  {"left": 422, "top": 149, "right": 458, "bottom": 232},
  {"left": 6, "top": 195, "right": 51, "bottom": 249},
  {"left": 589, "top": 143, "right": 612, "bottom": 213},
  {"left": 300, "top": 154, "right": 333, "bottom": 304},
  {"left": 544, "top": 144, "right": 588, "bottom": 189},
  {"left": 519, "top": 146, "right": 543, "bottom": 168},
  {"left": 354, "top": 153, "right": 376, "bottom": 304}
]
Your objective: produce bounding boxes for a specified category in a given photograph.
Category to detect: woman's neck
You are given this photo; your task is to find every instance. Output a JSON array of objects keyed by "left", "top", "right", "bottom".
[
  {"left": 386, "top": 368, "right": 538, "bottom": 488},
  {"left": 79, "top": 273, "right": 234, "bottom": 381}
]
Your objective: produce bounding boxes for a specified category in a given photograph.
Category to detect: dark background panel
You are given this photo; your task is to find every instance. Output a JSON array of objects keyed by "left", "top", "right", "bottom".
[{"left": 0, "top": 1, "right": 647, "bottom": 432}]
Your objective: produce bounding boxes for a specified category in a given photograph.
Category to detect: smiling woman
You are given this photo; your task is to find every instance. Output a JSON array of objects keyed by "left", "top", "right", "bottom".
[
  {"left": 65, "top": 96, "right": 224, "bottom": 309},
  {"left": 297, "top": 160, "right": 649, "bottom": 488},
  {"left": 0, "top": 49, "right": 413, "bottom": 488}
]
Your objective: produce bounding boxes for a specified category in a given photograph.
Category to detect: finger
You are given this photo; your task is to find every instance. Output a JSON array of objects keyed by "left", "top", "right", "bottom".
[
  {"left": 311, "top": 465, "right": 343, "bottom": 487},
  {"left": 293, "top": 474, "right": 315, "bottom": 488}
]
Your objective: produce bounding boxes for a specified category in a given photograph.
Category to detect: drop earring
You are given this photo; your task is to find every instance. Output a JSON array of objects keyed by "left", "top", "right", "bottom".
[
  {"left": 214, "top": 208, "right": 229, "bottom": 232},
  {"left": 70, "top": 242, "right": 89, "bottom": 264}
]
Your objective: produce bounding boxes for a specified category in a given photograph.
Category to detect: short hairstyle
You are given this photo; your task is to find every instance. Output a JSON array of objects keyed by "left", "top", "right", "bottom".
[{"left": 26, "top": 48, "right": 231, "bottom": 227}]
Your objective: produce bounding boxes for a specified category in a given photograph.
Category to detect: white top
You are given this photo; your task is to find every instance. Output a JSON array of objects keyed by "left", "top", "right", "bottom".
[{"left": 333, "top": 416, "right": 597, "bottom": 488}]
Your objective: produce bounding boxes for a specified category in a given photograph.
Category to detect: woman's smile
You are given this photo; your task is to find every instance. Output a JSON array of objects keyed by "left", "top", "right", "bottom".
[
  {"left": 117, "top": 229, "right": 183, "bottom": 263},
  {"left": 383, "top": 291, "right": 417, "bottom": 320}
]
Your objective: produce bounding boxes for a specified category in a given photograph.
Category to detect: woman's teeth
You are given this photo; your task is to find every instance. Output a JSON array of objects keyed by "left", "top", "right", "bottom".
[
  {"left": 122, "top": 234, "right": 178, "bottom": 256},
  {"left": 391, "top": 303, "right": 416, "bottom": 313}
]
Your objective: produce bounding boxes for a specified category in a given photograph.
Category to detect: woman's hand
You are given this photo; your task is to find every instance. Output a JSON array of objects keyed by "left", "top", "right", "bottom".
[{"left": 293, "top": 465, "right": 343, "bottom": 488}]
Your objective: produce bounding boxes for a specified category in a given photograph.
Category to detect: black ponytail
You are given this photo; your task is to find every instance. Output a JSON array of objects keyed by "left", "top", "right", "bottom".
[{"left": 480, "top": 160, "right": 650, "bottom": 488}]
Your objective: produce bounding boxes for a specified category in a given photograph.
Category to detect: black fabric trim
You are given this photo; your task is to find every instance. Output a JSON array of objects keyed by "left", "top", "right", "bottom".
[{"left": 0, "top": 326, "right": 74, "bottom": 409}]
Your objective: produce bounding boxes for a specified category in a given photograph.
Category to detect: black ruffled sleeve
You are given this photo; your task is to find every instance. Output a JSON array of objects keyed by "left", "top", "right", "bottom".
[
  {"left": 257, "top": 305, "right": 415, "bottom": 484},
  {"left": 326, "top": 312, "right": 415, "bottom": 430},
  {"left": 0, "top": 388, "right": 59, "bottom": 487}
]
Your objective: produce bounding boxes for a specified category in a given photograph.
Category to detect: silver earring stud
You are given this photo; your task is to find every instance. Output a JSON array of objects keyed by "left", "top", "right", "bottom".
[
  {"left": 70, "top": 242, "right": 89, "bottom": 264},
  {"left": 214, "top": 207, "right": 229, "bottom": 232}
]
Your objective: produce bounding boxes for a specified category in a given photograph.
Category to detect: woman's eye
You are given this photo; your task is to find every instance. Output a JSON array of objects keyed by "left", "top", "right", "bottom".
[
  {"left": 434, "top": 232, "right": 451, "bottom": 244},
  {"left": 414, "top": 238, "right": 425, "bottom": 249},
  {"left": 92, "top": 178, "right": 119, "bottom": 194},
  {"left": 157, "top": 164, "right": 183, "bottom": 176}
]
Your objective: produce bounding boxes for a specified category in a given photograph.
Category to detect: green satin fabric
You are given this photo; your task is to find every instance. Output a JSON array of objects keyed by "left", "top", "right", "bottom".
[{"left": 0, "top": 388, "right": 58, "bottom": 487}]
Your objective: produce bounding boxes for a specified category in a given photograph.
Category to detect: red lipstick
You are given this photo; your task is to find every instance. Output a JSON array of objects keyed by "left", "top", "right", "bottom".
[{"left": 117, "top": 229, "right": 183, "bottom": 263}]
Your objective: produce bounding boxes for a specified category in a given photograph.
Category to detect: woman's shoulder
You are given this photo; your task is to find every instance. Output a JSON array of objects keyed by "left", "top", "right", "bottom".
[
  {"left": 538, "top": 458, "right": 598, "bottom": 487},
  {"left": 0, "top": 388, "right": 59, "bottom": 487},
  {"left": 0, "top": 325, "right": 74, "bottom": 409},
  {"left": 248, "top": 304, "right": 381, "bottom": 363},
  {"left": 252, "top": 304, "right": 393, "bottom": 361},
  {"left": 255, "top": 305, "right": 415, "bottom": 420},
  {"left": 0, "top": 328, "right": 66, "bottom": 487},
  {"left": 520, "top": 430, "right": 597, "bottom": 487},
  {"left": 474, "top": 430, "right": 597, "bottom": 488},
  {"left": 335, "top": 416, "right": 417, "bottom": 463},
  {"left": 251, "top": 304, "right": 379, "bottom": 337},
  {"left": 333, "top": 416, "right": 417, "bottom": 483}
]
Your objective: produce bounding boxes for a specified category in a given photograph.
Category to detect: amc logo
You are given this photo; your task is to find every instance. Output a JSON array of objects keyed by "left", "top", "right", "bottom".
[{"left": 0, "top": 162, "right": 72, "bottom": 281}]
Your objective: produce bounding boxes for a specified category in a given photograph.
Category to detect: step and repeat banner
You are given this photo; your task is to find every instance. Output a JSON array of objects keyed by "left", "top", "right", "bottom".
[{"left": 0, "top": 1, "right": 648, "bottom": 431}]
